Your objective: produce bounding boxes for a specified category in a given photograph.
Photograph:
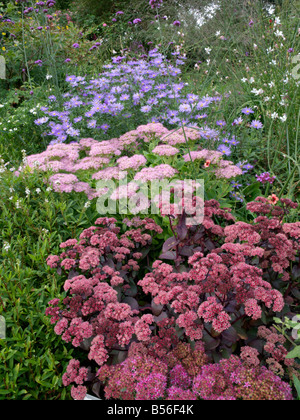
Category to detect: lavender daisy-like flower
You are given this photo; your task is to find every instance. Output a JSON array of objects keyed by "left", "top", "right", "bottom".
[
  {"left": 231, "top": 181, "right": 242, "bottom": 189},
  {"left": 48, "top": 95, "right": 57, "bottom": 102},
  {"left": 35, "top": 117, "right": 49, "bottom": 125},
  {"left": 179, "top": 103, "right": 192, "bottom": 113},
  {"left": 242, "top": 107, "right": 254, "bottom": 115},
  {"left": 232, "top": 117, "right": 243, "bottom": 126},
  {"left": 228, "top": 136, "right": 240, "bottom": 146},
  {"left": 87, "top": 120, "right": 97, "bottom": 129},
  {"left": 72, "top": 43, "right": 80, "bottom": 48},
  {"left": 141, "top": 105, "right": 152, "bottom": 113},
  {"left": 100, "top": 124, "right": 110, "bottom": 131},
  {"left": 251, "top": 120, "right": 263, "bottom": 129},
  {"left": 217, "top": 144, "right": 231, "bottom": 156}
]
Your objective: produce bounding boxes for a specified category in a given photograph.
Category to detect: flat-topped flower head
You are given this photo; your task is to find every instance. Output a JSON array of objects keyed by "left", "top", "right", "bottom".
[
  {"left": 152, "top": 145, "right": 179, "bottom": 156},
  {"left": 134, "top": 164, "right": 177, "bottom": 182}
]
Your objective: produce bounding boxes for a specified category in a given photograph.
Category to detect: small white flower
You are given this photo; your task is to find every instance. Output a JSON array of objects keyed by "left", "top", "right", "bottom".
[
  {"left": 280, "top": 114, "right": 287, "bottom": 122},
  {"left": 251, "top": 88, "right": 264, "bottom": 96},
  {"left": 271, "top": 112, "right": 279, "bottom": 119},
  {"left": 274, "top": 17, "right": 281, "bottom": 26},
  {"left": 266, "top": 5, "right": 275, "bottom": 15},
  {"left": 274, "top": 30, "right": 285, "bottom": 39},
  {"left": 3, "top": 242, "right": 11, "bottom": 252}
]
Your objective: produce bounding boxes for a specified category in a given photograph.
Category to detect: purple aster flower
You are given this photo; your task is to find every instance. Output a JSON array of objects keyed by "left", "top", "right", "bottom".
[
  {"left": 196, "top": 100, "right": 210, "bottom": 110},
  {"left": 216, "top": 120, "right": 226, "bottom": 127},
  {"left": 72, "top": 43, "right": 80, "bottom": 48},
  {"left": 141, "top": 105, "right": 152, "bottom": 113},
  {"left": 35, "top": 60, "right": 43, "bottom": 66},
  {"left": 87, "top": 119, "right": 97, "bottom": 128},
  {"left": 242, "top": 107, "right": 254, "bottom": 115},
  {"left": 230, "top": 192, "right": 244, "bottom": 203},
  {"left": 251, "top": 120, "right": 263, "bottom": 129},
  {"left": 232, "top": 117, "right": 243, "bottom": 126},
  {"left": 169, "top": 117, "right": 181, "bottom": 125},
  {"left": 133, "top": 18, "right": 142, "bottom": 24},
  {"left": 228, "top": 136, "right": 240, "bottom": 146},
  {"left": 35, "top": 117, "right": 49, "bottom": 125},
  {"left": 66, "top": 127, "right": 80, "bottom": 137},
  {"left": 238, "top": 162, "right": 254, "bottom": 173},
  {"left": 195, "top": 114, "right": 208, "bottom": 120},
  {"left": 231, "top": 181, "right": 242, "bottom": 189},
  {"left": 120, "top": 94, "right": 130, "bottom": 101},
  {"left": 179, "top": 103, "right": 192, "bottom": 113},
  {"left": 217, "top": 144, "right": 231, "bottom": 156}
]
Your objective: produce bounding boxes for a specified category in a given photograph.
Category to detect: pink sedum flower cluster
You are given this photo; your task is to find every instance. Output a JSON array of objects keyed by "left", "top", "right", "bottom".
[
  {"left": 46, "top": 197, "right": 299, "bottom": 401},
  {"left": 18, "top": 123, "right": 243, "bottom": 200},
  {"left": 98, "top": 338, "right": 292, "bottom": 401}
]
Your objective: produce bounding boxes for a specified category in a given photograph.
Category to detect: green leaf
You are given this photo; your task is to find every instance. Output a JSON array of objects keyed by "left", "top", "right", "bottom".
[
  {"left": 293, "top": 375, "right": 300, "bottom": 399},
  {"left": 286, "top": 346, "right": 300, "bottom": 359}
]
